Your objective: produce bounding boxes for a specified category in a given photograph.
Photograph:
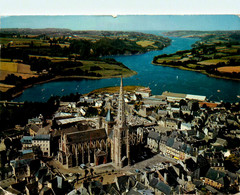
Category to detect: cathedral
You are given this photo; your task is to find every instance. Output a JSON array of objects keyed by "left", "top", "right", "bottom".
[{"left": 58, "top": 77, "right": 132, "bottom": 168}]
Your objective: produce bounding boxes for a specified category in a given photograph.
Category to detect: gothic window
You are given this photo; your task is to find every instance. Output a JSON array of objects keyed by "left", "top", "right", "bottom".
[{"left": 122, "top": 131, "right": 125, "bottom": 138}]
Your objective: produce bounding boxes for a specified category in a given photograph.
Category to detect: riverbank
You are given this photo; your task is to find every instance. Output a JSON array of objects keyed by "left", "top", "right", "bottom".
[
  {"left": 12, "top": 35, "right": 240, "bottom": 103},
  {"left": 152, "top": 62, "right": 240, "bottom": 82},
  {"left": 88, "top": 85, "right": 143, "bottom": 95},
  {"left": 6, "top": 71, "right": 138, "bottom": 100}
]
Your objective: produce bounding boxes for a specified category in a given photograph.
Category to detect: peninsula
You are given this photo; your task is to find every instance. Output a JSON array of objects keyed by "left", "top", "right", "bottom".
[{"left": 153, "top": 31, "right": 240, "bottom": 81}]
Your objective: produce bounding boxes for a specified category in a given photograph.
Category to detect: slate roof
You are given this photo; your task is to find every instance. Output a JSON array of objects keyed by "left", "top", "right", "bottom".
[
  {"left": 10, "top": 159, "right": 32, "bottom": 168},
  {"left": 28, "top": 117, "right": 41, "bottom": 124},
  {"left": 205, "top": 185, "right": 220, "bottom": 194},
  {"left": 158, "top": 110, "right": 168, "bottom": 115},
  {"left": 105, "top": 109, "right": 114, "bottom": 122},
  {"left": 226, "top": 171, "right": 238, "bottom": 184},
  {"left": 32, "top": 134, "right": 50, "bottom": 140},
  {"left": 29, "top": 124, "right": 40, "bottom": 133},
  {"left": 127, "top": 189, "right": 142, "bottom": 195},
  {"left": 20, "top": 136, "right": 33, "bottom": 144},
  {"left": 66, "top": 128, "right": 107, "bottom": 144},
  {"left": 107, "top": 183, "right": 121, "bottom": 195},
  {"left": 117, "top": 175, "right": 129, "bottom": 193},
  {"left": 166, "top": 138, "right": 174, "bottom": 147},
  {"left": 172, "top": 141, "right": 182, "bottom": 150},
  {"left": 205, "top": 168, "right": 225, "bottom": 185},
  {"left": 22, "top": 149, "right": 33, "bottom": 155},
  {"left": 155, "top": 181, "right": 171, "bottom": 195},
  {"left": 149, "top": 177, "right": 158, "bottom": 188},
  {"left": 35, "top": 166, "right": 48, "bottom": 180},
  {"left": 135, "top": 181, "right": 146, "bottom": 191},
  {"left": 148, "top": 131, "right": 161, "bottom": 141},
  {"left": 54, "top": 112, "right": 72, "bottom": 118},
  {"left": 137, "top": 189, "right": 155, "bottom": 195},
  {"left": 163, "top": 135, "right": 194, "bottom": 155},
  {"left": 214, "top": 138, "right": 227, "bottom": 146},
  {"left": 160, "top": 135, "right": 168, "bottom": 143}
]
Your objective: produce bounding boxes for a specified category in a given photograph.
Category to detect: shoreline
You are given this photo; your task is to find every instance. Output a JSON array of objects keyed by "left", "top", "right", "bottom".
[
  {"left": 152, "top": 62, "right": 240, "bottom": 82},
  {"left": 8, "top": 71, "right": 138, "bottom": 100},
  {"left": 87, "top": 85, "right": 144, "bottom": 95}
]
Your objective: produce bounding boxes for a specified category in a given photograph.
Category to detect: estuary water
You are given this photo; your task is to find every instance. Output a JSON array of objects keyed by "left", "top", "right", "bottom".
[{"left": 13, "top": 33, "right": 240, "bottom": 103}]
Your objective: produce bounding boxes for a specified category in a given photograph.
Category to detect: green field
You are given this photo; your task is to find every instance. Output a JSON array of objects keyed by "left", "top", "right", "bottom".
[
  {"left": 65, "top": 60, "right": 136, "bottom": 77},
  {"left": 0, "top": 37, "right": 43, "bottom": 46},
  {"left": 222, "top": 55, "right": 240, "bottom": 61},
  {"left": 198, "top": 59, "right": 229, "bottom": 65},
  {"left": 136, "top": 40, "right": 155, "bottom": 47},
  {"left": 217, "top": 48, "right": 238, "bottom": 53},
  {"left": 0, "top": 61, "right": 18, "bottom": 72},
  {"left": 156, "top": 55, "right": 182, "bottom": 63}
]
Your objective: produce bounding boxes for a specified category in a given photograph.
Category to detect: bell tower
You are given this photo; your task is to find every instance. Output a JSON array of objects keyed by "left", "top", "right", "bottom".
[{"left": 112, "top": 76, "right": 130, "bottom": 168}]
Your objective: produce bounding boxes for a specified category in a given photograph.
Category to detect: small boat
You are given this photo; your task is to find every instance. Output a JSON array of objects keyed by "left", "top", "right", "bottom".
[
  {"left": 176, "top": 76, "right": 179, "bottom": 80},
  {"left": 41, "top": 88, "right": 45, "bottom": 92},
  {"left": 217, "top": 90, "right": 221, "bottom": 92},
  {"left": 237, "top": 95, "right": 240, "bottom": 98},
  {"left": 61, "top": 89, "right": 64, "bottom": 92}
]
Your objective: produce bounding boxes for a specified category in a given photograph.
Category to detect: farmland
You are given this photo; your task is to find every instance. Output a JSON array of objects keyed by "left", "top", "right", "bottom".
[
  {"left": 136, "top": 40, "right": 156, "bottom": 48},
  {"left": 0, "top": 83, "right": 15, "bottom": 92},
  {"left": 217, "top": 66, "right": 240, "bottom": 73},
  {"left": 0, "top": 29, "right": 171, "bottom": 98},
  {"left": 197, "top": 59, "right": 229, "bottom": 65},
  {"left": 0, "top": 60, "right": 38, "bottom": 80},
  {"left": 153, "top": 31, "right": 240, "bottom": 80}
]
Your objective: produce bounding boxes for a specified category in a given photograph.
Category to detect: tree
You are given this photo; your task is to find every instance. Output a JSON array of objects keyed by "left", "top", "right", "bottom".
[
  {"left": 180, "top": 99, "right": 187, "bottom": 107},
  {"left": 224, "top": 102, "right": 231, "bottom": 110},
  {"left": 86, "top": 107, "right": 98, "bottom": 117},
  {"left": 225, "top": 154, "right": 240, "bottom": 172},
  {"left": 191, "top": 102, "right": 200, "bottom": 112}
]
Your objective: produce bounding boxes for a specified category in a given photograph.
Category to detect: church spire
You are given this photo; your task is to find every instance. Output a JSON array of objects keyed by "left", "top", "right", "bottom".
[
  {"left": 116, "top": 76, "right": 126, "bottom": 128},
  {"left": 112, "top": 76, "right": 130, "bottom": 167}
]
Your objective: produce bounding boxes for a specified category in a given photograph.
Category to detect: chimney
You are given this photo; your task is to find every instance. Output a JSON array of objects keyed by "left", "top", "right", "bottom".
[
  {"left": 47, "top": 182, "right": 52, "bottom": 189},
  {"left": 164, "top": 172, "right": 168, "bottom": 183},
  {"left": 181, "top": 174, "right": 184, "bottom": 181}
]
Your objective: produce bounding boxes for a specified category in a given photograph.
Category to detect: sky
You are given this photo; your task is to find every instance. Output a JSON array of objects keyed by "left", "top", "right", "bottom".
[
  {"left": 0, "top": 0, "right": 240, "bottom": 15},
  {"left": 1, "top": 15, "right": 240, "bottom": 31}
]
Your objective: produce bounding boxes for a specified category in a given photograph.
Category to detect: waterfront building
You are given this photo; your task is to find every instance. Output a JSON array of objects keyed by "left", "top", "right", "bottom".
[{"left": 32, "top": 135, "right": 51, "bottom": 156}]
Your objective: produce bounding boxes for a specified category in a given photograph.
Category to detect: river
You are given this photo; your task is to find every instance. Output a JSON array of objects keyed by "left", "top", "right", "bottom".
[{"left": 13, "top": 33, "right": 240, "bottom": 103}]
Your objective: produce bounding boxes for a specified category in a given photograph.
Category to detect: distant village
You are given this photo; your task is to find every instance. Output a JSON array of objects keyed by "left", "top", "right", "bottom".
[{"left": 0, "top": 79, "right": 240, "bottom": 195}]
